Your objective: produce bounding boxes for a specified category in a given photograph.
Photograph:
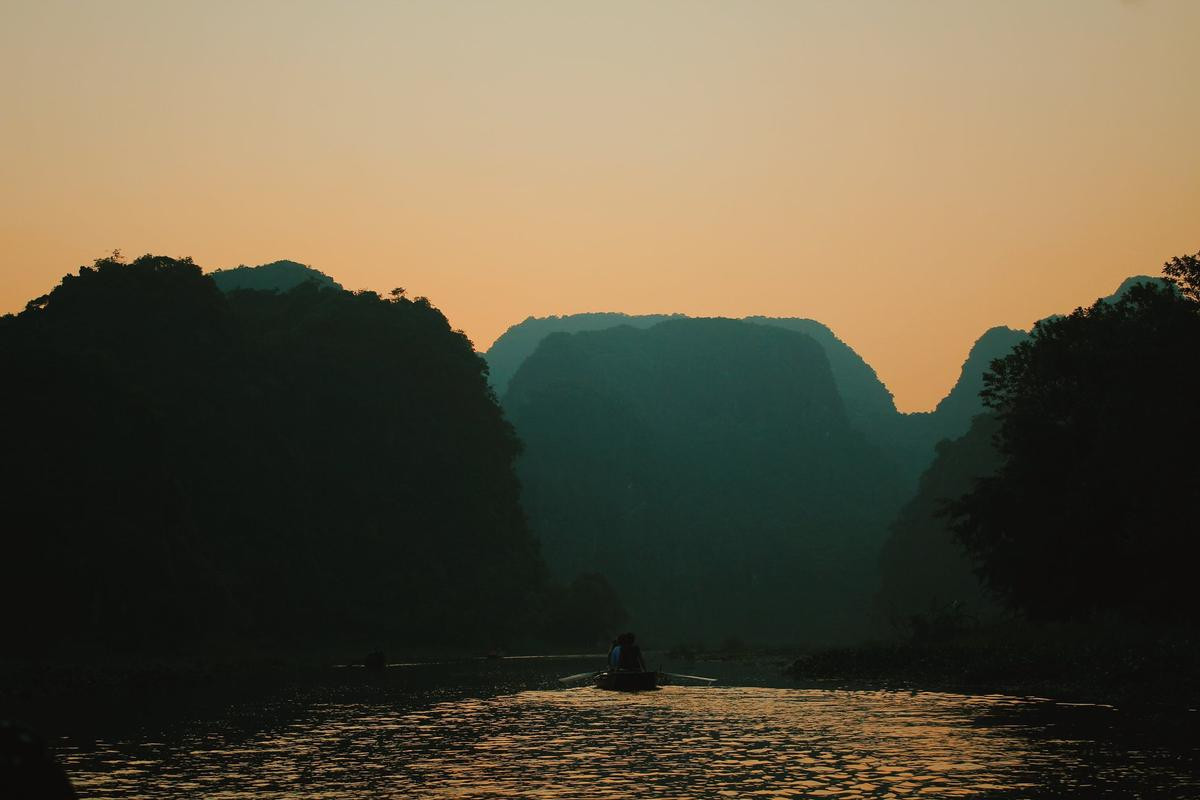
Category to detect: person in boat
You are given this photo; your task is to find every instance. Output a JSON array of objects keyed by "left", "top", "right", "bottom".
[
  {"left": 617, "top": 632, "right": 647, "bottom": 672},
  {"left": 607, "top": 637, "right": 622, "bottom": 669}
]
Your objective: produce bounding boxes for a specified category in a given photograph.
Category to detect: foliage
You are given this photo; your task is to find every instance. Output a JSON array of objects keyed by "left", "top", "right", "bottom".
[
  {"left": 209, "top": 259, "right": 343, "bottom": 293},
  {"left": 948, "top": 259, "right": 1200, "bottom": 622},
  {"left": 0, "top": 255, "right": 580, "bottom": 654},
  {"left": 1162, "top": 252, "right": 1200, "bottom": 302}
]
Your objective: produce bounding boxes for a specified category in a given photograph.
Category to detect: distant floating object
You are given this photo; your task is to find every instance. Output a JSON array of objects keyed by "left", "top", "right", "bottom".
[{"left": 364, "top": 651, "right": 386, "bottom": 671}]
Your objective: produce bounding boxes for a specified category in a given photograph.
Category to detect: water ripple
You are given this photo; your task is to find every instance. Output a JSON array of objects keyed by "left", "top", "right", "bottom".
[{"left": 61, "top": 687, "right": 1198, "bottom": 798}]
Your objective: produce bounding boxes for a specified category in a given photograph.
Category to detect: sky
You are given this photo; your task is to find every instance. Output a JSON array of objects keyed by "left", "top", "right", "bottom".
[{"left": 2, "top": 0, "right": 1197, "bottom": 411}]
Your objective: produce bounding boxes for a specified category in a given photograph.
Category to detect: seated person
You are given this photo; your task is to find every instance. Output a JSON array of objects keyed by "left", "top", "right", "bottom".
[
  {"left": 607, "top": 637, "right": 621, "bottom": 669},
  {"left": 617, "top": 633, "right": 647, "bottom": 672}
]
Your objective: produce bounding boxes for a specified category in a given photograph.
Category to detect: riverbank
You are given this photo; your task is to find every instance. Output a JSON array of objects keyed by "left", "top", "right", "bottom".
[
  {"left": 2, "top": 652, "right": 317, "bottom": 740},
  {"left": 785, "top": 623, "right": 1200, "bottom": 710},
  {"left": 0, "top": 642, "right": 564, "bottom": 741}
]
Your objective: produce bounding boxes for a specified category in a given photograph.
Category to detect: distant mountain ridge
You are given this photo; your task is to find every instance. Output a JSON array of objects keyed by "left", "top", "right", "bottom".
[
  {"left": 874, "top": 272, "right": 1174, "bottom": 623},
  {"left": 903, "top": 325, "right": 1030, "bottom": 446},
  {"left": 498, "top": 274, "right": 1170, "bottom": 644},
  {"left": 505, "top": 317, "right": 910, "bottom": 643},
  {"left": 210, "top": 260, "right": 343, "bottom": 293},
  {"left": 488, "top": 313, "right": 899, "bottom": 446},
  {"left": 742, "top": 316, "right": 898, "bottom": 434},
  {"left": 488, "top": 274, "right": 1168, "bottom": 474},
  {"left": 485, "top": 313, "right": 686, "bottom": 394}
]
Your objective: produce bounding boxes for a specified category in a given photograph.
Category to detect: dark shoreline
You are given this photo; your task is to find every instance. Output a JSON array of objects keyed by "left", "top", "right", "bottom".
[
  {"left": 0, "top": 646, "right": 606, "bottom": 739},
  {"left": 782, "top": 631, "right": 1200, "bottom": 712},
  {"left": 7, "top": 626, "right": 1199, "bottom": 744}
]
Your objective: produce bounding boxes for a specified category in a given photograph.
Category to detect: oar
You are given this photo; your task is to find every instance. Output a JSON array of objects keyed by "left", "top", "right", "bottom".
[
  {"left": 558, "top": 670, "right": 601, "bottom": 686},
  {"left": 660, "top": 671, "right": 717, "bottom": 684}
]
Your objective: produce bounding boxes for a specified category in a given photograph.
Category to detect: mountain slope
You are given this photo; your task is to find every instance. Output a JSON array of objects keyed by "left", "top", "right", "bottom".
[
  {"left": 1, "top": 255, "right": 544, "bottom": 652},
  {"left": 486, "top": 312, "right": 683, "bottom": 394},
  {"left": 505, "top": 318, "right": 909, "bottom": 644},
  {"left": 210, "top": 260, "right": 343, "bottom": 293}
]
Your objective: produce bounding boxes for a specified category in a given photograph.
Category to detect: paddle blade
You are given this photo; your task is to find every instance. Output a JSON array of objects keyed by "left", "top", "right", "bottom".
[
  {"left": 660, "top": 671, "right": 717, "bottom": 684},
  {"left": 557, "top": 671, "right": 599, "bottom": 685}
]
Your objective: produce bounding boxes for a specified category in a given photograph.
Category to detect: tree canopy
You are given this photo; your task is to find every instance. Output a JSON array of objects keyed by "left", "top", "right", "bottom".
[
  {"left": 1, "top": 254, "right": 622, "bottom": 655},
  {"left": 948, "top": 254, "right": 1200, "bottom": 622}
]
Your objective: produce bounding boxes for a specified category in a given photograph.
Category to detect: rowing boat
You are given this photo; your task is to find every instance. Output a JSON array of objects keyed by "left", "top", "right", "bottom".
[{"left": 594, "top": 670, "right": 659, "bottom": 691}]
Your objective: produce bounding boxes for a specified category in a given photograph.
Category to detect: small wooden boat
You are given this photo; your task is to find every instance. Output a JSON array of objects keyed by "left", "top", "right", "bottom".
[{"left": 594, "top": 670, "right": 659, "bottom": 691}]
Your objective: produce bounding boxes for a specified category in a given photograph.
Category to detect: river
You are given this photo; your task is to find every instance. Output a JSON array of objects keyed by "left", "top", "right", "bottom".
[{"left": 51, "top": 656, "right": 1200, "bottom": 798}]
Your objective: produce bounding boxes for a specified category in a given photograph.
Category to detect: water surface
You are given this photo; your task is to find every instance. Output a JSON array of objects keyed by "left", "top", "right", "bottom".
[{"left": 56, "top": 659, "right": 1199, "bottom": 799}]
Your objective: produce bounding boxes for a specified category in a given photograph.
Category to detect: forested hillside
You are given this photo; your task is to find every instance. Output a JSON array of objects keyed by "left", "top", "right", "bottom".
[
  {"left": 949, "top": 266, "right": 1200, "bottom": 622},
  {"left": 489, "top": 314, "right": 1023, "bottom": 487},
  {"left": 0, "top": 255, "right": 623, "bottom": 655},
  {"left": 210, "top": 259, "right": 343, "bottom": 293},
  {"left": 504, "top": 318, "right": 910, "bottom": 644},
  {"left": 486, "top": 313, "right": 684, "bottom": 395}
]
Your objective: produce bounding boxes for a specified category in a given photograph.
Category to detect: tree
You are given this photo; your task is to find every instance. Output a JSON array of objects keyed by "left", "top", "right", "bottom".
[
  {"left": 947, "top": 263, "right": 1200, "bottom": 622},
  {"left": 0, "top": 254, "right": 561, "bottom": 653},
  {"left": 1161, "top": 251, "right": 1200, "bottom": 303}
]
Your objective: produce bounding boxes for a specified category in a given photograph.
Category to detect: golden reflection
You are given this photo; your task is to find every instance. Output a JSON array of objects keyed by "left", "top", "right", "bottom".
[{"left": 61, "top": 688, "right": 1192, "bottom": 798}]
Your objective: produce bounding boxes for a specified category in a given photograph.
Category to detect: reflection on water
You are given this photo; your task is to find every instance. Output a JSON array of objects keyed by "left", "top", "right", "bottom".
[{"left": 60, "top": 684, "right": 1198, "bottom": 799}]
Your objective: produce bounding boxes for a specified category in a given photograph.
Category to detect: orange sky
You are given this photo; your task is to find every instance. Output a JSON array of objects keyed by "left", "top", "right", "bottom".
[{"left": 2, "top": 0, "right": 1197, "bottom": 411}]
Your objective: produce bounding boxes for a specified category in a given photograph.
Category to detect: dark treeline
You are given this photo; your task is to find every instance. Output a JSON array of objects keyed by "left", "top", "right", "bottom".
[
  {"left": 794, "top": 256, "right": 1200, "bottom": 703},
  {"left": 878, "top": 255, "right": 1200, "bottom": 631},
  {"left": 1, "top": 254, "right": 623, "bottom": 656},
  {"left": 209, "top": 259, "right": 343, "bottom": 293},
  {"left": 951, "top": 258, "right": 1200, "bottom": 621},
  {"left": 6, "top": 249, "right": 1194, "bottom": 665}
]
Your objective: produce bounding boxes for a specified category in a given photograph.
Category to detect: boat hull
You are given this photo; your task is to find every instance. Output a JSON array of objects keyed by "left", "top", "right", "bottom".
[{"left": 594, "top": 670, "right": 659, "bottom": 691}]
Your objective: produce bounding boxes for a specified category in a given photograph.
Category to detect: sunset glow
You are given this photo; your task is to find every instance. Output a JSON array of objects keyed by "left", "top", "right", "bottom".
[{"left": 3, "top": 0, "right": 1197, "bottom": 410}]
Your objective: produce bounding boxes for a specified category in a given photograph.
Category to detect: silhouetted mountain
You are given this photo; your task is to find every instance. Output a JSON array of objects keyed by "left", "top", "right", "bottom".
[
  {"left": 210, "top": 259, "right": 342, "bottom": 293},
  {"left": 902, "top": 326, "right": 1030, "bottom": 450},
  {"left": 930, "top": 326, "right": 1029, "bottom": 438},
  {"left": 489, "top": 313, "right": 897, "bottom": 440},
  {"left": 950, "top": 274, "right": 1200, "bottom": 622},
  {"left": 873, "top": 269, "right": 1194, "bottom": 628},
  {"left": 490, "top": 276, "right": 1167, "bottom": 483},
  {"left": 488, "top": 313, "right": 1023, "bottom": 489},
  {"left": 486, "top": 313, "right": 684, "bottom": 394},
  {"left": 876, "top": 414, "right": 1002, "bottom": 628},
  {"left": 504, "top": 318, "right": 909, "bottom": 645},
  {"left": 742, "top": 317, "right": 897, "bottom": 436},
  {"left": 0, "top": 254, "right": 593, "bottom": 655},
  {"left": 910, "top": 274, "right": 1171, "bottom": 432},
  {"left": 1108, "top": 274, "right": 1165, "bottom": 300}
]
